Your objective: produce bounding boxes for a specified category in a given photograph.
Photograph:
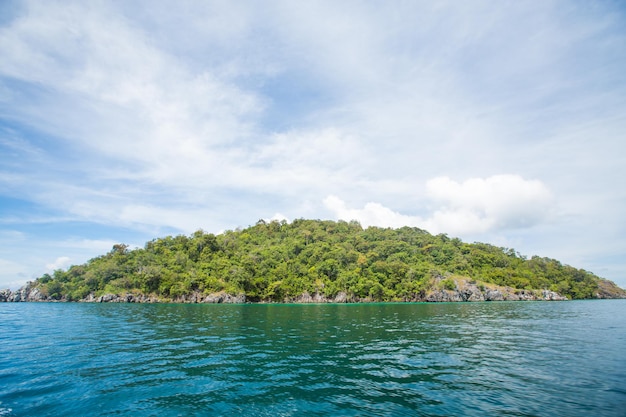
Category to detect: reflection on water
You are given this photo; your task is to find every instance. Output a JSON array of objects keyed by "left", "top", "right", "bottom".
[{"left": 1, "top": 301, "right": 625, "bottom": 416}]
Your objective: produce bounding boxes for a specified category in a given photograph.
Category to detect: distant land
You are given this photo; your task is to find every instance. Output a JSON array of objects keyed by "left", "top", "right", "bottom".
[{"left": 1, "top": 219, "right": 625, "bottom": 303}]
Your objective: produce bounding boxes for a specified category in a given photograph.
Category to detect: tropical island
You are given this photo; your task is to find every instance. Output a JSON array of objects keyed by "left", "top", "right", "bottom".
[{"left": 2, "top": 219, "right": 625, "bottom": 303}]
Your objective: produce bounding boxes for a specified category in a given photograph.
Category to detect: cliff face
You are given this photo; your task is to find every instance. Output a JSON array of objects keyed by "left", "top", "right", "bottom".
[
  {"left": 0, "top": 285, "right": 47, "bottom": 302},
  {"left": 0, "top": 284, "right": 569, "bottom": 303},
  {"left": 2, "top": 275, "right": 623, "bottom": 304},
  {"left": 421, "top": 279, "right": 568, "bottom": 302},
  {"left": 595, "top": 279, "right": 626, "bottom": 299},
  {"left": 0, "top": 287, "right": 248, "bottom": 304}
]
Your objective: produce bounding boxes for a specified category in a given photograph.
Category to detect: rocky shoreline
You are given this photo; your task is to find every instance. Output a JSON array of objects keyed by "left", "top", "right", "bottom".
[
  {"left": 3, "top": 273, "right": 623, "bottom": 303},
  {"left": 0, "top": 280, "right": 573, "bottom": 303}
]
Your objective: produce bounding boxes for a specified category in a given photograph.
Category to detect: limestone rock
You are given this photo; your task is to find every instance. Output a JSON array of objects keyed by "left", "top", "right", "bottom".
[
  {"left": 484, "top": 289, "right": 504, "bottom": 301},
  {"left": 541, "top": 290, "right": 568, "bottom": 301},
  {"left": 0, "top": 289, "right": 12, "bottom": 302},
  {"left": 202, "top": 292, "right": 245, "bottom": 303},
  {"left": 98, "top": 293, "right": 120, "bottom": 303}
]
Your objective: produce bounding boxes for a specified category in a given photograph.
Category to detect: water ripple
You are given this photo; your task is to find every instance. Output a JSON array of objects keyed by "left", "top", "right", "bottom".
[{"left": 1, "top": 301, "right": 625, "bottom": 416}]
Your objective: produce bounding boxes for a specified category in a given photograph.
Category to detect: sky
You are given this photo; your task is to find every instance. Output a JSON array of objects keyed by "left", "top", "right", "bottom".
[{"left": 1, "top": 0, "right": 625, "bottom": 290}]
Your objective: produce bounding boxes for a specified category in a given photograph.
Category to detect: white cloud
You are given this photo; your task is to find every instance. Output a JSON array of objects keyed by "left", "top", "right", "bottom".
[
  {"left": 0, "top": 1, "right": 625, "bottom": 289},
  {"left": 239, "top": 128, "right": 371, "bottom": 194},
  {"left": 324, "top": 195, "right": 423, "bottom": 229},
  {"left": 0, "top": 233, "right": 128, "bottom": 290},
  {"left": 267, "top": 213, "right": 289, "bottom": 223},
  {"left": 325, "top": 175, "right": 554, "bottom": 236},
  {"left": 45, "top": 256, "right": 71, "bottom": 272},
  {"left": 424, "top": 175, "right": 554, "bottom": 233},
  {"left": 0, "top": 230, "right": 26, "bottom": 240},
  {"left": 0, "top": 0, "right": 262, "bottom": 180},
  {"left": 0, "top": 258, "right": 28, "bottom": 284},
  {"left": 59, "top": 238, "right": 123, "bottom": 252}
]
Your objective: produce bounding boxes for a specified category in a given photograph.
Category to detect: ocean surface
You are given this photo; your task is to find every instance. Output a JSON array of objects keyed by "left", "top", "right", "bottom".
[{"left": 1, "top": 300, "right": 625, "bottom": 416}]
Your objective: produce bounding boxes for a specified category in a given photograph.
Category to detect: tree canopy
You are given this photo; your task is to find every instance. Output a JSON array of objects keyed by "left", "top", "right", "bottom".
[{"left": 30, "top": 219, "right": 624, "bottom": 302}]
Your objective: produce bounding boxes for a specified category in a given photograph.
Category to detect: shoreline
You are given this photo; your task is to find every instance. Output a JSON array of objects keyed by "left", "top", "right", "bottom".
[
  {"left": 3, "top": 276, "right": 624, "bottom": 304},
  {"left": 0, "top": 287, "right": 574, "bottom": 304}
]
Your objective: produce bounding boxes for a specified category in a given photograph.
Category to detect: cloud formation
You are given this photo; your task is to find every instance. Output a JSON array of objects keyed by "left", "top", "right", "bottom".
[
  {"left": 325, "top": 175, "right": 553, "bottom": 236},
  {"left": 45, "top": 256, "right": 71, "bottom": 273},
  {"left": 0, "top": 0, "right": 625, "bottom": 288},
  {"left": 425, "top": 175, "right": 553, "bottom": 233}
]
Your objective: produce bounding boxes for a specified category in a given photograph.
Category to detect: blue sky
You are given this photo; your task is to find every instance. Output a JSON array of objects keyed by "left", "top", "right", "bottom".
[{"left": 1, "top": 0, "right": 625, "bottom": 290}]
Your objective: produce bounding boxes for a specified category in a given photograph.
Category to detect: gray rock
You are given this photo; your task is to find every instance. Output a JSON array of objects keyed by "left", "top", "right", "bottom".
[
  {"left": 0, "top": 289, "right": 12, "bottom": 302},
  {"left": 290, "top": 291, "right": 328, "bottom": 303},
  {"left": 203, "top": 293, "right": 225, "bottom": 303},
  {"left": 426, "top": 290, "right": 464, "bottom": 302},
  {"left": 98, "top": 293, "right": 120, "bottom": 302},
  {"left": 202, "top": 292, "right": 246, "bottom": 303},
  {"left": 226, "top": 293, "right": 246, "bottom": 303},
  {"left": 541, "top": 290, "right": 567, "bottom": 301},
  {"left": 334, "top": 292, "right": 349, "bottom": 303},
  {"left": 484, "top": 289, "right": 504, "bottom": 301},
  {"left": 459, "top": 289, "right": 474, "bottom": 302},
  {"left": 27, "top": 287, "right": 46, "bottom": 302},
  {"left": 466, "top": 289, "right": 485, "bottom": 302},
  {"left": 10, "top": 288, "right": 27, "bottom": 302},
  {"left": 515, "top": 290, "right": 536, "bottom": 301},
  {"left": 504, "top": 292, "right": 520, "bottom": 301},
  {"left": 82, "top": 293, "right": 97, "bottom": 302}
]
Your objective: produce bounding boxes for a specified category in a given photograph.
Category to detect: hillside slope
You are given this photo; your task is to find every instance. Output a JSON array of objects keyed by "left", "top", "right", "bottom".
[{"left": 3, "top": 219, "right": 625, "bottom": 302}]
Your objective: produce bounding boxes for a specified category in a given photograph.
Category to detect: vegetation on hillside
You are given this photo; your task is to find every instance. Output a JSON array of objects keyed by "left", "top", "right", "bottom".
[{"left": 30, "top": 219, "right": 624, "bottom": 302}]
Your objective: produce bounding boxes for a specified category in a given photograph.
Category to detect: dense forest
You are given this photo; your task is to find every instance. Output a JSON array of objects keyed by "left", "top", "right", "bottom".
[{"left": 20, "top": 219, "right": 626, "bottom": 302}]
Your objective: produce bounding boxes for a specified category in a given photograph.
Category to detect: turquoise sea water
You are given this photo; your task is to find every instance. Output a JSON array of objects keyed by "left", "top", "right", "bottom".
[{"left": 1, "top": 300, "right": 625, "bottom": 416}]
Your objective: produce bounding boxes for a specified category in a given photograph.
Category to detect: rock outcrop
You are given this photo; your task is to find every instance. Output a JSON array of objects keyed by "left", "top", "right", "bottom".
[
  {"left": 422, "top": 278, "right": 569, "bottom": 302},
  {"left": 79, "top": 291, "right": 244, "bottom": 304},
  {"left": 595, "top": 279, "right": 626, "bottom": 299},
  {"left": 285, "top": 291, "right": 355, "bottom": 303},
  {"left": 201, "top": 292, "right": 246, "bottom": 304},
  {"left": 2, "top": 275, "right": 619, "bottom": 303},
  {"left": 0, "top": 284, "right": 51, "bottom": 302},
  {"left": 0, "top": 288, "right": 12, "bottom": 302}
]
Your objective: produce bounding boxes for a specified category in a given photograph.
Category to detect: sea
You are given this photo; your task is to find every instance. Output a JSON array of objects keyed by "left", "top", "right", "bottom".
[{"left": 1, "top": 300, "right": 625, "bottom": 416}]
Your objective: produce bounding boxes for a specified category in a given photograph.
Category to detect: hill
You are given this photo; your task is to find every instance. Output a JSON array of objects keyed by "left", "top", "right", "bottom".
[{"left": 3, "top": 219, "right": 625, "bottom": 302}]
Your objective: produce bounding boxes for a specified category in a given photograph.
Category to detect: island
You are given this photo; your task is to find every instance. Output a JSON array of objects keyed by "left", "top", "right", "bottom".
[{"left": 2, "top": 219, "right": 625, "bottom": 303}]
